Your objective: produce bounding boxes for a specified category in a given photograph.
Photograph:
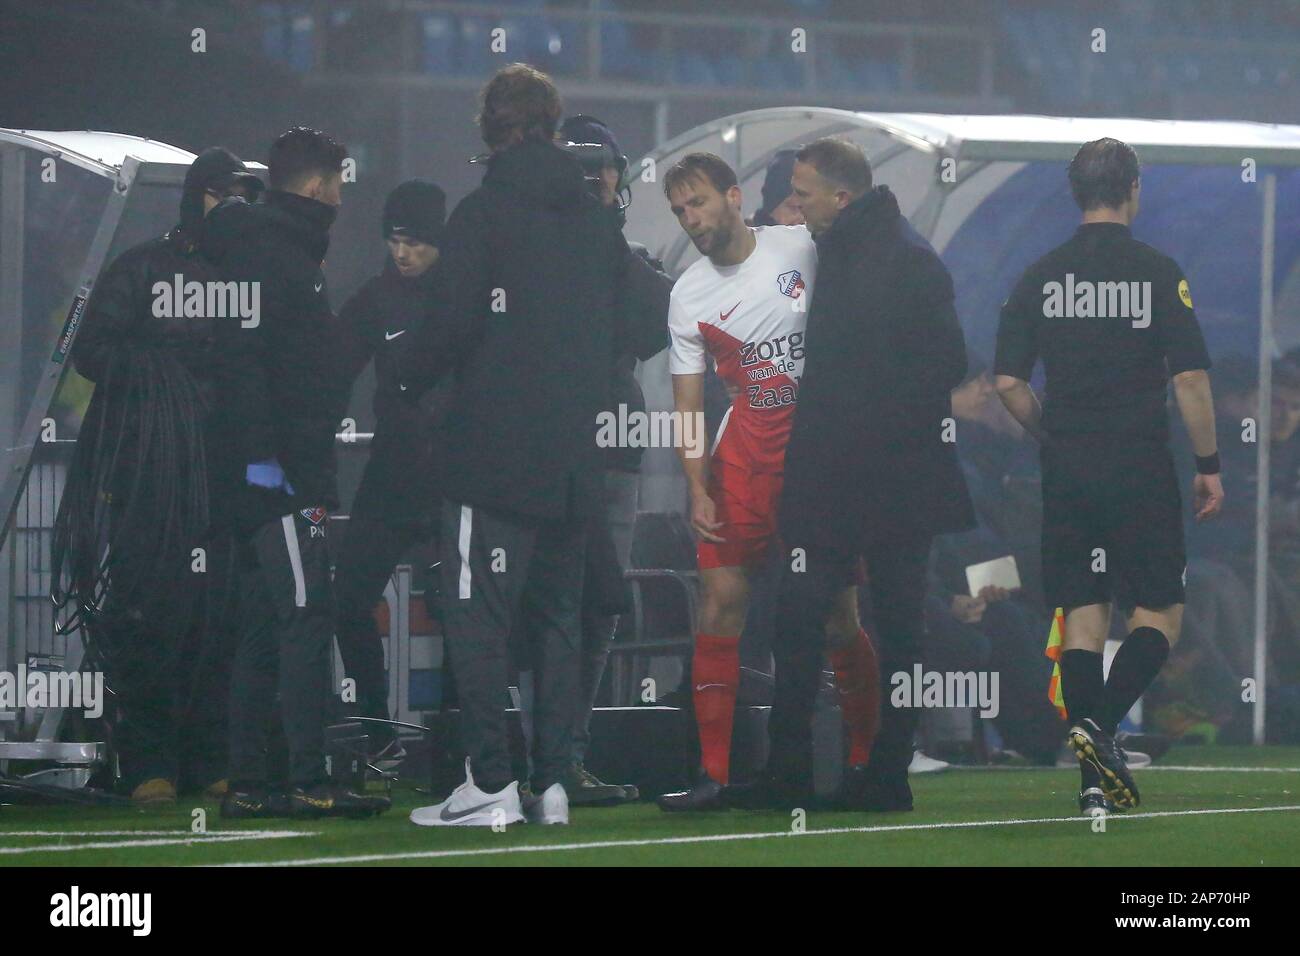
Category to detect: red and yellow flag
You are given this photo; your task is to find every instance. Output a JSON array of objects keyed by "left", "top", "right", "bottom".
[{"left": 1045, "top": 606, "right": 1067, "bottom": 719}]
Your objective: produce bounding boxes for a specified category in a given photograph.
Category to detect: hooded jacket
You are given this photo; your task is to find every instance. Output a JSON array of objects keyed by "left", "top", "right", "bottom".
[
  {"left": 200, "top": 188, "right": 346, "bottom": 534},
  {"left": 72, "top": 148, "right": 257, "bottom": 529},
  {"left": 779, "top": 185, "right": 975, "bottom": 548},
  {"left": 74, "top": 147, "right": 256, "bottom": 388},
  {"left": 401, "top": 140, "right": 634, "bottom": 520}
]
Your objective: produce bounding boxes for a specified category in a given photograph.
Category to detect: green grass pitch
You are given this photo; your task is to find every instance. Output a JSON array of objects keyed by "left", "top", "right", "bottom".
[{"left": 3, "top": 746, "right": 1299, "bottom": 866}]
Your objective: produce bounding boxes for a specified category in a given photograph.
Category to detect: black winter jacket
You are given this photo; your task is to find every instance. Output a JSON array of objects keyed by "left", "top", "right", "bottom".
[
  {"left": 199, "top": 189, "right": 347, "bottom": 534},
  {"left": 401, "top": 141, "right": 637, "bottom": 521},
  {"left": 74, "top": 226, "right": 234, "bottom": 524},
  {"left": 779, "top": 186, "right": 975, "bottom": 549},
  {"left": 336, "top": 257, "right": 446, "bottom": 524},
  {"left": 75, "top": 227, "right": 225, "bottom": 389}
]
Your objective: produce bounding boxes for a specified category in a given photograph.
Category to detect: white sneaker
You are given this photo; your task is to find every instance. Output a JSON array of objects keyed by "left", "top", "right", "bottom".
[
  {"left": 1119, "top": 748, "right": 1152, "bottom": 769},
  {"left": 410, "top": 759, "right": 524, "bottom": 827},
  {"left": 908, "top": 750, "right": 950, "bottom": 774},
  {"left": 523, "top": 781, "right": 570, "bottom": 825}
]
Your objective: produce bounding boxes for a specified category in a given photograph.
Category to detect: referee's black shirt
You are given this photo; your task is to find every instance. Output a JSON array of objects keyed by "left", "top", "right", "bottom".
[{"left": 994, "top": 222, "right": 1211, "bottom": 441}]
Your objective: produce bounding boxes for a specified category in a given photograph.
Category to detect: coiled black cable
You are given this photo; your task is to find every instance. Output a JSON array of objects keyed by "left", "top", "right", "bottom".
[{"left": 50, "top": 346, "right": 212, "bottom": 684}]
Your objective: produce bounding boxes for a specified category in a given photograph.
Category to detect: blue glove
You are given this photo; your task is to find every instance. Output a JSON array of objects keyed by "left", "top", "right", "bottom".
[{"left": 246, "top": 459, "right": 295, "bottom": 495}]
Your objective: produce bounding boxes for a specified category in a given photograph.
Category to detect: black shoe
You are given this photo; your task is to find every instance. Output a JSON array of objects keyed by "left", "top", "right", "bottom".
[
  {"left": 565, "top": 764, "right": 633, "bottom": 806},
  {"left": 1069, "top": 718, "right": 1140, "bottom": 809},
  {"left": 856, "top": 777, "right": 914, "bottom": 812},
  {"left": 727, "top": 773, "right": 813, "bottom": 811},
  {"left": 284, "top": 782, "right": 391, "bottom": 819},
  {"left": 220, "top": 784, "right": 287, "bottom": 820},
  {"left": 828, "top": 764, "right": 872, "bottom": 810},
  {"left": 657, "top": 770, "right": 729, "bottom": 812},
  {"left": 1078, "top": 786, "right": 1117, "bottom": 817}
]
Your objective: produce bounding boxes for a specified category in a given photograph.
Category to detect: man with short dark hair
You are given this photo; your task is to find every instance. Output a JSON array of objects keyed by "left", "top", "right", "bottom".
[
  {"left": 757, "top": 137, "right": 974, "bottom": 813},
  {"left": 995, "top": 137, "right": 1223, "bottom": 815},
  {"left": 203, "top": 126, "right": 389, "bottom": 819},
  {"left": 402, "top": 65, "right": 636, "bottom": 827}
]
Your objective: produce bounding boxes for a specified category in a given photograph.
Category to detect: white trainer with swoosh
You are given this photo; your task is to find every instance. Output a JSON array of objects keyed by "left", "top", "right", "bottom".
[{"left": 409, "top": 758, "right": 524, "bottom": 827}]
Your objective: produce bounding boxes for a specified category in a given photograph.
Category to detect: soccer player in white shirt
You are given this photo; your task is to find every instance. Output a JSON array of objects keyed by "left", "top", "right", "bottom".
[{"left": 656, "top": 153, "right": 868, "bottom": 811}]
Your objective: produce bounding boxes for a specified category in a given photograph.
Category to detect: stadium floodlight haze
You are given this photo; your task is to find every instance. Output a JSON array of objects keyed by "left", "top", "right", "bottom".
[{"left": 0, "top": 0, "right": 1298, "bottom": 924}]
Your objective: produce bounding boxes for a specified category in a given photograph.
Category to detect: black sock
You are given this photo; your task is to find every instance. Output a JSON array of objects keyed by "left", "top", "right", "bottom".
[
  {"left": 1059, "top": 648, "right": 1105, "bottom": 725},
  {"left": 1102, "top": 626, "right": 1170, "bottom": 734}
]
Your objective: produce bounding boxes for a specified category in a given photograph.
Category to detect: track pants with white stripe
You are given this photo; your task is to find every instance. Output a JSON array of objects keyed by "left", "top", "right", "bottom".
[
  {"left": 228, "top": 508, "right": 335, "bottom": 786},
  {"left": 440, "top": 498, "right": 586, "bottom": 793}
]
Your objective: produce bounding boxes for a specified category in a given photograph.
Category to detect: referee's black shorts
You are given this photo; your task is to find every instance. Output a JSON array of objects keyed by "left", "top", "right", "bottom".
[{"left": 1041, "top": 433, "right": 1186, "bottom": 613}]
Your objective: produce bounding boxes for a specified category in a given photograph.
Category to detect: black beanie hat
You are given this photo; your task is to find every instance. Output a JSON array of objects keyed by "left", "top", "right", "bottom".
[
  {"left": 754, "top": 149, "right": 798, "bottom": 226},
  {"left": 180, "top": 146, "right": 262, "bottom": 232},
  {"left": 382, "top": 179, "right": 447, "bottom": 246},
  {"left": 559, "top": 114, "right": 627, "bottom": 178}
]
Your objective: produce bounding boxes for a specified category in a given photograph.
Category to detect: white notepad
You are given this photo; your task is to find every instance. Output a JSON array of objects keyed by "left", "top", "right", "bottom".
[{"left": 965, "top": 555, "right": 1021, "bottom": 597}]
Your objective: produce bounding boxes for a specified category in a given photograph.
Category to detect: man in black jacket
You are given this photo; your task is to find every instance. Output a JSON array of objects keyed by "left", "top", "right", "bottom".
[
  {"left": 762, "top": 138, "right": 974, "bottom": 812},
  {"left": 404, "top": 64, "right": 633, "bottom": 827},
  {"left": 333, "top": 179, "right": 448, "bottom": 770},
  {"left": 202, "top": 127, "right": 389, "bottom": 819},
  {"left": 66, "top": 147, "right": 261, "bottom": 805}
]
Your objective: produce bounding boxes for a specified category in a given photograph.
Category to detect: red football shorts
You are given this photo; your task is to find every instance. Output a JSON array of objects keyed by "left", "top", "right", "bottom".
[{"left": 697, "top": 457, "right": 783, "bottom": 570}]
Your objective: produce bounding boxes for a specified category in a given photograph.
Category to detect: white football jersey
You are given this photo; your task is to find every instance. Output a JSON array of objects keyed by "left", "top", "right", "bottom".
[{"left": 668, "top": 225, "right": 817, "bottom": 472}]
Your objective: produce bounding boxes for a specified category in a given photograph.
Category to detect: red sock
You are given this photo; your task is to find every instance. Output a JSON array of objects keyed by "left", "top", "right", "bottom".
[
  {"left": 830, "top": 628, "right": 880, "bottom": 767},
  {"left": 691, "top": 633, "right": 741, "bottom": 785}
]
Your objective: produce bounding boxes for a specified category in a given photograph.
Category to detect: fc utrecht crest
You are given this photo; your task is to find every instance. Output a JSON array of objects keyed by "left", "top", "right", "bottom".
[{"left": 777, "top": 269, "right": 805, "bottom": 299}]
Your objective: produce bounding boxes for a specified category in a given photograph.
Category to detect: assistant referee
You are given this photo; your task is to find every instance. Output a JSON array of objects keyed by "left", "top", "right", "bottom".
[{"left": 994, "top": 138, "right": 1224, "bottom": 815}]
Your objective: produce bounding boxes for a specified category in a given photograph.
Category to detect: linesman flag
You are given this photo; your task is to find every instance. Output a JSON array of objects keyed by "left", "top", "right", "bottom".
[{"left": 1045, "top": 607, "right": 1068, "bottom": 720}]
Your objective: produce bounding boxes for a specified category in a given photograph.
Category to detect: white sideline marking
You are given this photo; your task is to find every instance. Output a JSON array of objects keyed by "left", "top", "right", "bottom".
[
  {"left": 0, "top": 829, "right": 308, "bottom": 838},
  {"left": 218, "top": 804, "right": 1300, "bottom": 867},
  {"left": 1144, "top": 765, "right": 1300, "bottom": 773},
  {"left": 966, "top": 764, "right": 1300, "bottom": 773},
  {"left": 1, "top": 830, "right": 312, "bottom": 856}
]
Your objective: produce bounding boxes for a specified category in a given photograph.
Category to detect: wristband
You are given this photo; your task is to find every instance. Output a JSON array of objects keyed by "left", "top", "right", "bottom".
[{"left": 1195, "top": 452, "right": 1220, "bottom": 475}]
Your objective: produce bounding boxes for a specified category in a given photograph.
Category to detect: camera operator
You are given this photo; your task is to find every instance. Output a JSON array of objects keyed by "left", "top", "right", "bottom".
[
  {"left": 514, "top": 115, "right": 672, "bottom": 806},
  {"left": 61, "top": 148, "right": 261, "bottom": 806}
]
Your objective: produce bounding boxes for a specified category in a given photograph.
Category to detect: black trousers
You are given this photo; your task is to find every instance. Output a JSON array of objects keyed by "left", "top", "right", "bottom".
[
  {"left": 332, "top": 516, "right": 431, "bottom": 736},
  {"left": 768, "top": 533, "right": 933, "bottom": 787},
  {"left": 228, "top": 508, "right": 335, "bottom": 787},
  {"left": 440, "top": 498, "right": 586, "bottom": 791},
  {"left": 96, "top": 533, "right": 238, "bottom": 791}
]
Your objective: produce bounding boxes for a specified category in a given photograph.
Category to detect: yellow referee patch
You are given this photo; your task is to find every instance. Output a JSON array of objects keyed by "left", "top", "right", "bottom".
[{"left": 1178, "top": 278, "right": 1193, "bottom": 308}]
